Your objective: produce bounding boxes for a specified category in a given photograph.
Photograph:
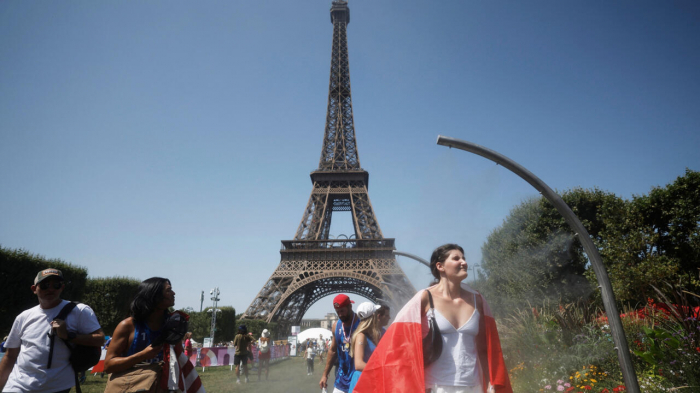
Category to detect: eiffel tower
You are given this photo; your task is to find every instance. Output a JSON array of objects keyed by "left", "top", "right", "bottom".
[{"left": 241, "top": 0, "right": 416, "bottom": 326}]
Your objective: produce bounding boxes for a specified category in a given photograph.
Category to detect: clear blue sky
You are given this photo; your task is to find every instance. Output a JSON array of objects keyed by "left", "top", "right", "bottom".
[{"left": 1, "top": 1, "right": 698, "bottom": 319}]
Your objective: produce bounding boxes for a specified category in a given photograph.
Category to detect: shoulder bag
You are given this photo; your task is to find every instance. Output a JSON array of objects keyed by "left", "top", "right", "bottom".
[
  {"left": 422, "top": 290, "right": 443, "bottom": 366},
  {"left": 104, "top": 361, "right": 166, "bottom": 393}
]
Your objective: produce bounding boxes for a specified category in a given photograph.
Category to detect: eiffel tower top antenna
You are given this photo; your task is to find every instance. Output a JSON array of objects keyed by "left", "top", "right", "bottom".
[{"left": 316, "top": 0, "right": 363, "bottom": 176}]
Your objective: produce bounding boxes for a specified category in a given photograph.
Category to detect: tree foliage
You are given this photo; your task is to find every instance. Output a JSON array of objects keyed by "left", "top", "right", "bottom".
[
  {"left": 480, "top": 188, "right": 622, "bottom": 312},
  {"left": 480, "top": 170, "right": 700, "bottom": 313},
  {"left": 592, "top": 169, "right": 700, "bottom": 304},
  {"left": 185, "top": 306, "right": 237, "bottom": 344}
]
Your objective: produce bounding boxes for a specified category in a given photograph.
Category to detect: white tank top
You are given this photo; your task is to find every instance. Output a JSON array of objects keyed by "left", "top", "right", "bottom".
[{"left": 424, "top": 294, "right": 481, "bottom": 387}]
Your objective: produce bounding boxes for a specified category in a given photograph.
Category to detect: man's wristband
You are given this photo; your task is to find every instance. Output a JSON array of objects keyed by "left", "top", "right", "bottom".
[{"left": 67, "top": 331, "right": 77, "bottom": 342}]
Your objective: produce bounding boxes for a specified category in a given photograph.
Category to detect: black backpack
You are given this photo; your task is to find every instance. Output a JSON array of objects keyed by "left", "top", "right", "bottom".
[{"left": 47, "top": 301, "right": 102, "bottom": 393}]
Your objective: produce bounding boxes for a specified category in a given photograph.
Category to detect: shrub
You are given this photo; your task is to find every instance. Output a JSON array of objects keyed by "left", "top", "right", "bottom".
[{"left": 0, "top": 246, "right": 87, "bottom": 335}]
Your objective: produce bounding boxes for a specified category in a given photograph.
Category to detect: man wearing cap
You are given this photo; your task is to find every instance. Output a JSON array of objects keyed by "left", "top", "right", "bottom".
[
  {"left": 320, "top": 294, "right": 359, "bottom": 393},
  {"left": 0, "top": 268, "right": 104, "bottom": 393},
  {"left": 233, "top": 325, "right": 252, "bottom": 384}
]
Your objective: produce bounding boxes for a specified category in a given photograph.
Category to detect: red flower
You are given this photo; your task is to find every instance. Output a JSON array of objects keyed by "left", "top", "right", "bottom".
[
  {"left": 601, "top": 389, "right": 610, "bottom": 393},
  {"left": 566, "top": 387, "right": 575, "bottom": 392},
  {"left": 584, "top": 386, "right": 592, "bottom": 390}
]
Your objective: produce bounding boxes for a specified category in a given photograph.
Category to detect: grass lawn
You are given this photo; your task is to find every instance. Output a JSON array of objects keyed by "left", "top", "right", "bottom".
[{"left": 79, "top": 356, "right": 336, "bottom": 393}]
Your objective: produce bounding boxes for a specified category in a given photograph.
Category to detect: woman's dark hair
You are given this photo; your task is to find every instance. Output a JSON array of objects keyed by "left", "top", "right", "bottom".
[
  {"left": 429, "top": 244, "right": 465, "bottom": 284},
  {"left": 130, "top": 277, "right": 171, "bottom": 322}
]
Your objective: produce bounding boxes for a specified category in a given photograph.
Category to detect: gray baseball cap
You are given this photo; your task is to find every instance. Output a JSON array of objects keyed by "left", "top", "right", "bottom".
[{"left": 34, "top": 268, "right": 64, "bottom": 284}]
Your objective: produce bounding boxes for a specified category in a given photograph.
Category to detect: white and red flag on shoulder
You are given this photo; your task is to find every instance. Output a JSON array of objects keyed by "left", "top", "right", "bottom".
[
  {"left": 163, "top": 343, "right": 205, "bottom": 393},
  {"left": 353, "top": 283, "right": 513, "bottom": 393}
]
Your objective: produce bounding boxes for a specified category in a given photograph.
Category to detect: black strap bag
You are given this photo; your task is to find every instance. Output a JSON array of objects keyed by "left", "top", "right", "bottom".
[
  {"left": 47, "top": 301, "right": 102, "bottom": 393},
  {"left": 422, "top": 290, "right": 443, "bottom": 366}
]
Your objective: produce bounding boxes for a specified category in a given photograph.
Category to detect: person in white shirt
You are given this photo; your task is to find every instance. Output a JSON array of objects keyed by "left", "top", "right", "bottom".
[
  {"left": 0, "top": 269, "right": 104, "bottom": 393},
  {"left": 306, "top": 343, "right": 316, "bottom": 375},
  {"left": 318, "top": 334, "right": 327, "bottom": 364},
  {"left": 257, "top": 329, "right": 271, "bottom": 381}
]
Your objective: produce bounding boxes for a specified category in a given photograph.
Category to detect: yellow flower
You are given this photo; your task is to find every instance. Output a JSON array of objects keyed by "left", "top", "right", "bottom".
[{"left": 591, "top": 379, "right": 597, "bottom": 383}]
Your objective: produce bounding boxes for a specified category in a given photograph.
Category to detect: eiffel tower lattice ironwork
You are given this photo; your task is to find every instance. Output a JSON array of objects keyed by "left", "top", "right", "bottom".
[{"left": 242, "top": 0, "right": 416, "bottom": 325}]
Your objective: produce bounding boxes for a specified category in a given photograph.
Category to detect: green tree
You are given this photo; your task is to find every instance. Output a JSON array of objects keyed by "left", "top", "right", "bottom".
[
  {"left": 592, "top": 169, "right": 700, "bottom": 304},
  {"left": 480, "top": 188, "right": 624, "bottom": 313},
  {"left": 185, "top": 306, "right": 236, "bottom": 344}
]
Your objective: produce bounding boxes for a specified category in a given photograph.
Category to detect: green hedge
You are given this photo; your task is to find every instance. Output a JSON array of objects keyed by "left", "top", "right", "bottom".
[
  {"left": 0, "top": 246, "right": 88, "bottom": 336},
  {"left": 80, "top": 276, "right": 141, "bottom": 336}
]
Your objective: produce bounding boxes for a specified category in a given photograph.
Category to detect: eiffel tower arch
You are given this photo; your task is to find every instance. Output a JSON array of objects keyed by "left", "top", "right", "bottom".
[{"left": 242, "top": 0, "right": 416, "bottom": 326}]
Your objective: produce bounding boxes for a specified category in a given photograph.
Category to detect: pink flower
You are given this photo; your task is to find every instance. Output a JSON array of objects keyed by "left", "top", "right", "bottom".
[
  {"left": 564, "top": 383, "right": 571, "bottom": 387},
  {"left": 557, "top": 380, "right": 565, "bottom": 384},
  {"left": 557, "top": 385, "right": 566, "bottom": 392},
  {"left": 545, "top": 385, "right": 552, "bottom": 390}
]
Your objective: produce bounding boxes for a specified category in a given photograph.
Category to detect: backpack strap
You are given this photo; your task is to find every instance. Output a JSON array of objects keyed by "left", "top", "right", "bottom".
[{"left": 47, "top": 302, "right": 78, "bottom": 369}]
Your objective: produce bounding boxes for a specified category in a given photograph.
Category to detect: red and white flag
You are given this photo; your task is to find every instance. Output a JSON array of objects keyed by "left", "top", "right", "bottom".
[
  {"left": 354, "top": 284, "right": 512, "bottom": 393},
  {"left": 163, "top": 343, "right": 205, "bottom": 393}
]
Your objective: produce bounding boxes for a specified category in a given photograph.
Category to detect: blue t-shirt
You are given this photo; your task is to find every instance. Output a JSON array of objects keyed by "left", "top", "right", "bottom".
[{"left": 334, "top": 315, "right": 360, "bottom": 391}]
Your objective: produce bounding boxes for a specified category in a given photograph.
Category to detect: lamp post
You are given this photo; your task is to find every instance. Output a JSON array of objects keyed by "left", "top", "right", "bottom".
[
  {"left": 200, "top": 291, "right": 204, "bottom": 312},
  {"left": 209, "top": 287, "right": 221, "bottom": 346},
  {"left": 435, "top": 135, "right": 640, "bottom": 393}
]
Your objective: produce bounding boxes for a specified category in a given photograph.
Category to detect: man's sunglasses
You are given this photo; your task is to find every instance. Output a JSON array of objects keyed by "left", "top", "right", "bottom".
[{"left": 39, "top": 280, "right": 63, "bottom": 290}]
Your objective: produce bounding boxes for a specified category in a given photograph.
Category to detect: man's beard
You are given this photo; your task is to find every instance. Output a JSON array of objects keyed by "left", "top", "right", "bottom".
[{"left": 338, "top": 311, "right": 352, "bottom": 323}]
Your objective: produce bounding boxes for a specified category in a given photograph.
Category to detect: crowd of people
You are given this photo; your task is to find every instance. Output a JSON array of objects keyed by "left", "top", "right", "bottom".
[{"left": 0, "top": 243, "right": 512, "bottom": 393}]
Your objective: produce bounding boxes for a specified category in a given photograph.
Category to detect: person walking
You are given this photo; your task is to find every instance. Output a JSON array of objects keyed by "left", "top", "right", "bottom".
[
  {"left": 348, "top": 302, "right": 383, "bottom": 393},
  {"left": 257, "top": 329, "right": 272, "bottom": 381},
  {"left": 306, "top": 341, "right": 316, "bottom": 375},
  {"left": 0, "top": 268, "right": 104, "bottom": 393},
  {"left": 351, "top": 244, "right": 512, "bottom": 393},
  {"left": 318, "top": 333, "right": 327, "bottom": 364},
  {"left": 319, "top": 294, "right": 359, "bottom": 393},
  {"left": 233, "top": 325, "right": 252, "bottom": 384},
  {"left": 184, "top": 332, "right": 193, "bottom": 361}
]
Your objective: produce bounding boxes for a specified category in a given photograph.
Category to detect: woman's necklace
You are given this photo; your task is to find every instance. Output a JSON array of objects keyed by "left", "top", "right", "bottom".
[{"left": 339, "top": 313, "right": 356, "bottom": 352}]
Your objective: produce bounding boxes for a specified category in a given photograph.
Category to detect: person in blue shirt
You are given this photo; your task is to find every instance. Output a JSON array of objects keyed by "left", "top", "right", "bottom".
[
  {"left": 103, "top": 277, "right": 176, "bottom": 373},
  {"left": 320, "top": 294, "right": 359, "bottom": 393},
  {"left": 348, "top": 302, "right": 383, "bottom": 393}
]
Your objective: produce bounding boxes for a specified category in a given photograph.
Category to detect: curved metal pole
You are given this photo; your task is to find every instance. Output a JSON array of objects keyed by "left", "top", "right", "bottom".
[
  {"left": 393, "top": 250, "right": 430, "bottom": 268},
  {"left": 436, "top": 135, "right": 640, "bottom": 393}
]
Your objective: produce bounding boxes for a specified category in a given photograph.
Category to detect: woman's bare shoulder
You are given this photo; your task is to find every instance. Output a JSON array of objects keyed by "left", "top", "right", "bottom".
[{"left": 114, "top": 317, "right": 135, "bottom": 333}]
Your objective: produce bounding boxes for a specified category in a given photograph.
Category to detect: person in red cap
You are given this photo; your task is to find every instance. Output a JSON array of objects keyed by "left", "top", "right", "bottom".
[{"left": 320, "top": 294, "right": 359, "bottom": 393}]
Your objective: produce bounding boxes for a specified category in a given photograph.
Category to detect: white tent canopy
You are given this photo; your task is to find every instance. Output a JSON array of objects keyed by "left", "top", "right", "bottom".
[{"left": 296, "top": 327, "right": 333, "bottom": 344}]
